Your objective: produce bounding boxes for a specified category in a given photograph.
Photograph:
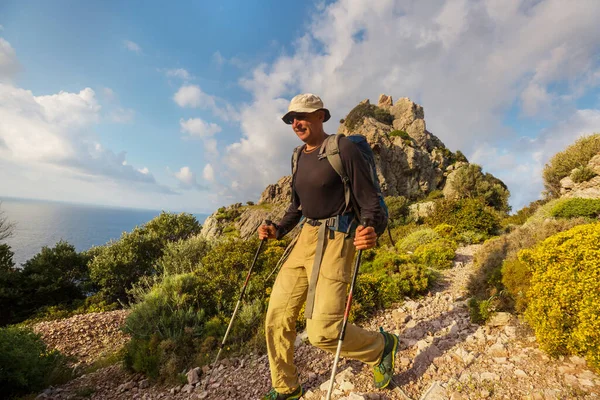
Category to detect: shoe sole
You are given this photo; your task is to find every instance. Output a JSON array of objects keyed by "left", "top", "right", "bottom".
[
  {"left": 287, "top": 387, "right": 304, "bottom": 399},
  {"left": 379, "top": 334, "right": 399, "bottom": 389}
]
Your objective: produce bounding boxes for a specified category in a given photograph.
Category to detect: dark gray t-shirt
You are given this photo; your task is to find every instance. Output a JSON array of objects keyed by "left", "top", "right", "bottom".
[{"left": 276, "top": 135, "right": 386, "bottom": 238}]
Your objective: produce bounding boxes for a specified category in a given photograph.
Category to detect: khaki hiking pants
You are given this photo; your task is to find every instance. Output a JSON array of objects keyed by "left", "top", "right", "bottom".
[{"left": 265, "top": 223, "right": 384, "bottom": 393}]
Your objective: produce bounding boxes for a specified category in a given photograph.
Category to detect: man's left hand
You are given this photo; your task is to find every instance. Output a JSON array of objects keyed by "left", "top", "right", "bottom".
[{"left": 354, "top": 225, "right": 377, "bottom": 250}]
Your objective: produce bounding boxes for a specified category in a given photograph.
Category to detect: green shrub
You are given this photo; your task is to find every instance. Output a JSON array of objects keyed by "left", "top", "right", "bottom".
[
  {"left": 374, "top": 108, "right": 394, "bottom": 125},
  {"left": 89, "top": 212, "right": 201, "bottom": 303},
  {"left": 571, "top": 166, "right": 597, "bottom": 183},
  {"left": 543, "top": 134, "right": 600, "bottom": 198},
  {"left": 426, "top": 198, "right": 501, "bottom": 237},
  {"left": 159, "top": 235, "right": 212, "bottom": 276},
  {"left": 426, "top": 190, "right": 444, "bottom": 201},
  {"left": 468, "top": 298, "right": 494, "bottom": 324},
  {"left": 549, "top": 198, "right": 600, "bottom": 219},
  {"left": 0, "top": 326, "right": 71, "bottom": 398},
  {"left": 352, "top": 254, "right": 431, "bottom": 321},
  {"left": 502, "top": 199, "right": 548, "bottom": 227},
  {"left": 457, "top": 230, "right": 488, "bottom": 244},
  {"left": 449, "top": 164, "right": 510, "bottom": 212},
  {"left": 455, "top": 150, "right": 468, "bottom": 163},
  {"left": 384, "top": 195, "right": 410, "bottom": 227},
  {"left": 344, "top": 103, "right": 393, "bottom": 130},
  {"left": 522, "top": 223, "right": 600, "bottom": 370},
  {"left": 414, "top": 239, "right": 457, "bottom": 269},
  {"left": 389, "top": 130, "right": 410, "bottom": 140},
  {"left": 433, "top": 223, "right": 456, "bottom": 239},
  {"left": 396, "top": 228, "right": 440, "bottom": 253}
]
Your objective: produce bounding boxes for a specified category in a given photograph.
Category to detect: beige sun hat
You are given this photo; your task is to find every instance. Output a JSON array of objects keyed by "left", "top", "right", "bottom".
[{"left": 282, "top": 93, "right": 331, "bottom": 124}]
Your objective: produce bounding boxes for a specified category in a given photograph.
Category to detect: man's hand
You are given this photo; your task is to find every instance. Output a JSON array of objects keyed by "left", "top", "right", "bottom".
[
  {"left": 258, "top": 223, "right": 276, "bottom": 240},
  {"left": 354, "top": 225, "right": 377, "bottom": 250}
]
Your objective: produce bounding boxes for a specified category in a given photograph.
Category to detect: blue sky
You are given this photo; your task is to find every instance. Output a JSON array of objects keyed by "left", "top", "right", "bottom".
[{"left": 1, "top": 0, "right": 600, "bottom": 214}]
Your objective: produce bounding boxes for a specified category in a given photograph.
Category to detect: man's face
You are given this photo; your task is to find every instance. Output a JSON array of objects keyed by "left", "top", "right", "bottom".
[{"left": 289, "top": 111, "right": 324, "bottom": 143}]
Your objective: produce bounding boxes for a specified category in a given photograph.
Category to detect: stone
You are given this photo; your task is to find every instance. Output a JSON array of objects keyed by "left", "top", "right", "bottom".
[
  {"left": 419, "top": 381, "right": 448, "bottom": 400},
  {"left": 487, "top": 312, "right": 514, "bottom": 327},
  {"left": 187, "top": 367, "right": 202, "bottom": 385},
  {"left": 392, "top": 309, "right": 411, "bottom": 324},
  {"left": 139, "top": 379, "right": 150, "bottom": 389},
  {"left": 378, "top": 94, "right": 393, "bottom": 109},
  {"left": 570, "top": 355, "right": 587, "bottom": 365},
  {"left": 564, "top": 374, "right": 579, "bottom": 386},
  {"left": 480, "top": 372, "right": 499, "bottom": 381},
  {"left": 197, "top": 391, "right": 209, "bottom": 399},
  {"left": 341, "top": 393, "right": 366, "bottom": 400},
  {"left": 487, "top": 343, "right": 507, "bottom": 357},
  {"left": 320, "top": 379, "right": 333, "bottom": 391},
  {"left": 339, "top": 381, "right": 355, "bottom": 391},
  {"left": 335, "top": 367, "right": 354, "bottom": 384},
  {"left": 403, "top": 300, "right": 423, "bottom": 312},
  {"left": 514, "top": 369, "right": 528, "bottom": 378},
  {"left": 181, "top": 384, "right": 194, "bottom": 394}
]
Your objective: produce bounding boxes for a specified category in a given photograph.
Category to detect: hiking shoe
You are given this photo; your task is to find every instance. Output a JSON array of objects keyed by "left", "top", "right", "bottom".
[
  {"left": 373, "top": 327, "right": 399, "bottom": 389},
  {"left": 262, "top": 385, "right": 304, "bottom": 400}
]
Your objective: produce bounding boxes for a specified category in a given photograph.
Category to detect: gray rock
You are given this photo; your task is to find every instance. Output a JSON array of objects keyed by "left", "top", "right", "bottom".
[
  {"left": 187, "top": 367, "right": 202, "bottom": 385},
  {"left": 139, "top": 379, "right": 150, "bottom": 389},
  {"left": 181, "top": 384, "right": 194, "bottom": 394},
  {"left": 487, "top": 312, "right": 514, "bottom": 327},
  {"left": 419, "top": 381, "right": 448, "bottom": 400}
]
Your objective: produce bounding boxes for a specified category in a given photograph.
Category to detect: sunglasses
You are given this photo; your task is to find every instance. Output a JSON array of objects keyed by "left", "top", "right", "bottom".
[{"left": 283, "top": 112, "right": 312, "bottom": 125}]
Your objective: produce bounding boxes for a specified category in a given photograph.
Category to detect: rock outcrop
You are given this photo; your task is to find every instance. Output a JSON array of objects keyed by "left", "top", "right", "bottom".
[{"left": 560, "top": 153, "right": 600, "bottom": 199}]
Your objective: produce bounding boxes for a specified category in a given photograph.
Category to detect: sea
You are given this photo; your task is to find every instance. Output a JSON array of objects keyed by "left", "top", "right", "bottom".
[{"left": 0, "top": 197, "right": 209, "bottom": 267}]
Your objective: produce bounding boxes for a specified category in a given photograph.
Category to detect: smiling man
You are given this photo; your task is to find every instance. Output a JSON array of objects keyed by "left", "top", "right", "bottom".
[{"left": 258, "top": 94, "right": 397, "bottom": 399}]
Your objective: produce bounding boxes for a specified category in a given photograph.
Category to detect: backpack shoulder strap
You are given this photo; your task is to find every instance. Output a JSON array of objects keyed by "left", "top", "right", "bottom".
[
  {"left": 291, "top": 144, "right": 305, "bottom": 177},
  {"left": 320, "top": 134, "right": 352, "bottom": 214}
]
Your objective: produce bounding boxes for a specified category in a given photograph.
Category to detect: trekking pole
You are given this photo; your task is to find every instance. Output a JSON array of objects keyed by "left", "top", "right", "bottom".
[
  {"left": 204, "top": 219, "right": 272, "bottom": 390},
  {"left": 325, "top": 219, "right": 372, "bottom": 400}
]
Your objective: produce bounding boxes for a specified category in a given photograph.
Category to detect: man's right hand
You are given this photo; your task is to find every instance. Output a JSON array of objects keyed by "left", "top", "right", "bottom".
[{"left": 258, "top": 223, "right": 277, "bottom": 240}]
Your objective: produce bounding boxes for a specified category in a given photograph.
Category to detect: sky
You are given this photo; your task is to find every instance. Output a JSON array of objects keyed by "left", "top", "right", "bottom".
[{"left": 1, "top": 0, "right": 600, "bottom": 214}]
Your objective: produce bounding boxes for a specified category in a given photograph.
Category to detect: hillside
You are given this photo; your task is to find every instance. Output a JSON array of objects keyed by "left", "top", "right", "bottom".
[{"left": 33, "top": 245, "right": 600, "bottom": 399}]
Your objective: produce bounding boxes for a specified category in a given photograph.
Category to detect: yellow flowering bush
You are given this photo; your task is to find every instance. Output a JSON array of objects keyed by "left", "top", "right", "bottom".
[{"left": 521, "top": 223, "right": 600, "bottom": 370}]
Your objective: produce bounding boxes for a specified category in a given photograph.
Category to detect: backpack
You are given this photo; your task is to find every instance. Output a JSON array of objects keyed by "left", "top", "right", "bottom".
[{"left": 291, "top": 134, "right": 389, "bottom": 234}]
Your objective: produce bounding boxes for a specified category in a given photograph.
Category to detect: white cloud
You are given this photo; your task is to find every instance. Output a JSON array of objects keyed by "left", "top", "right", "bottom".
[
  {"left": 0, "top": 82, "right": 172, "bottom": 193},
  {"left": 165, "top": 68, "right": 192, "bottom": 80},
  {"left": 0, "top": 38, "right": 20, "bottom": 82},
  {"left": 173, "top": 84, "right": 238, "bottom": 121},
  {"left": 174, "top": 166, "right": 206, "bottom": 190},
  {"left": 223, "top": 0, "right": 600, "bottom": 205},
  {"left": 180, "top": 118, "right": 221, "bottom": 138},
  {"left": 173, "top": 85, "right": 215, "bottom": 108},
  {"left": 203, "top": 164, "right": 215, "bottom": 182},
  {"left": 123, "top": 40, "right": 142, "bottom": 54},
  {"left": 138, "top": 167, "right": 149, "bottom": 174}
]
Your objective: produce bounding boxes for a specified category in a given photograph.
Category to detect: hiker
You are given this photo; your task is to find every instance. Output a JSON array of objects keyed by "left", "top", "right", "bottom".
[{"left": 258, "top": 94, "right": 398, "bottom": 400}]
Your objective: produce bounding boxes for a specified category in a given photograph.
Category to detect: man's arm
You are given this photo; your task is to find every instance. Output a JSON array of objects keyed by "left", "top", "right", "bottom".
[{"left": 338, "top": 137, "right": 387, "bottom": 235}]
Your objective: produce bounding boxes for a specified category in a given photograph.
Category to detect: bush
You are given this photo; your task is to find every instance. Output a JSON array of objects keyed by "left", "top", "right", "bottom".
[
  {"left": 158, "top": 235, "right": 212, "bottom": 276},
  {"left": 89, "top": 212, "right": 201, "bottom": 303},
  {"left": 414, "top": 239, "right": 457, "bottom": 269},
  {"left": 384, "top": 195, "right": 410, "bottom": 227},
  {"left": 396, "top": 228, "right": 439, "bottom": 253},
  {"left": 543, "top": 133, "right": 600, "bottom": 198},
  {"left": 433, "top": 223, "right": 456, "bottom": 239},
  {"left": 449, "top": 164, "right": 511, "bottom": 212},
  {"left": 344, "top": 103, "right": 393, "bottom": 130},
  {"left": 123, "top": 238, "right": 287, "bottom": 380},
  {"left": 389, "top": 130, "right": 410, "bottom": 140},
  {"left": 426, "top": 198, "right": 501, "bottom": 237},
  {"left": 571, "top": 166, "right": 597, "bottom": 183},
  {"left": 549, "top": 198, "right": 600, "bottom": 219},
  {"left": 522, "top": 223, "right": 600, "bottom": 370},
  {"left": 502, "top": 199, "right": 548, "bottom": 227},
  {"left": 455, "top": 150, "right": 468, "bottom": 163},
  {"left": 0, "top": 326, "right": 71, "bottom": 398},
  {"left": 500, "top": 258, "right": 530, "bottom": 313}
]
